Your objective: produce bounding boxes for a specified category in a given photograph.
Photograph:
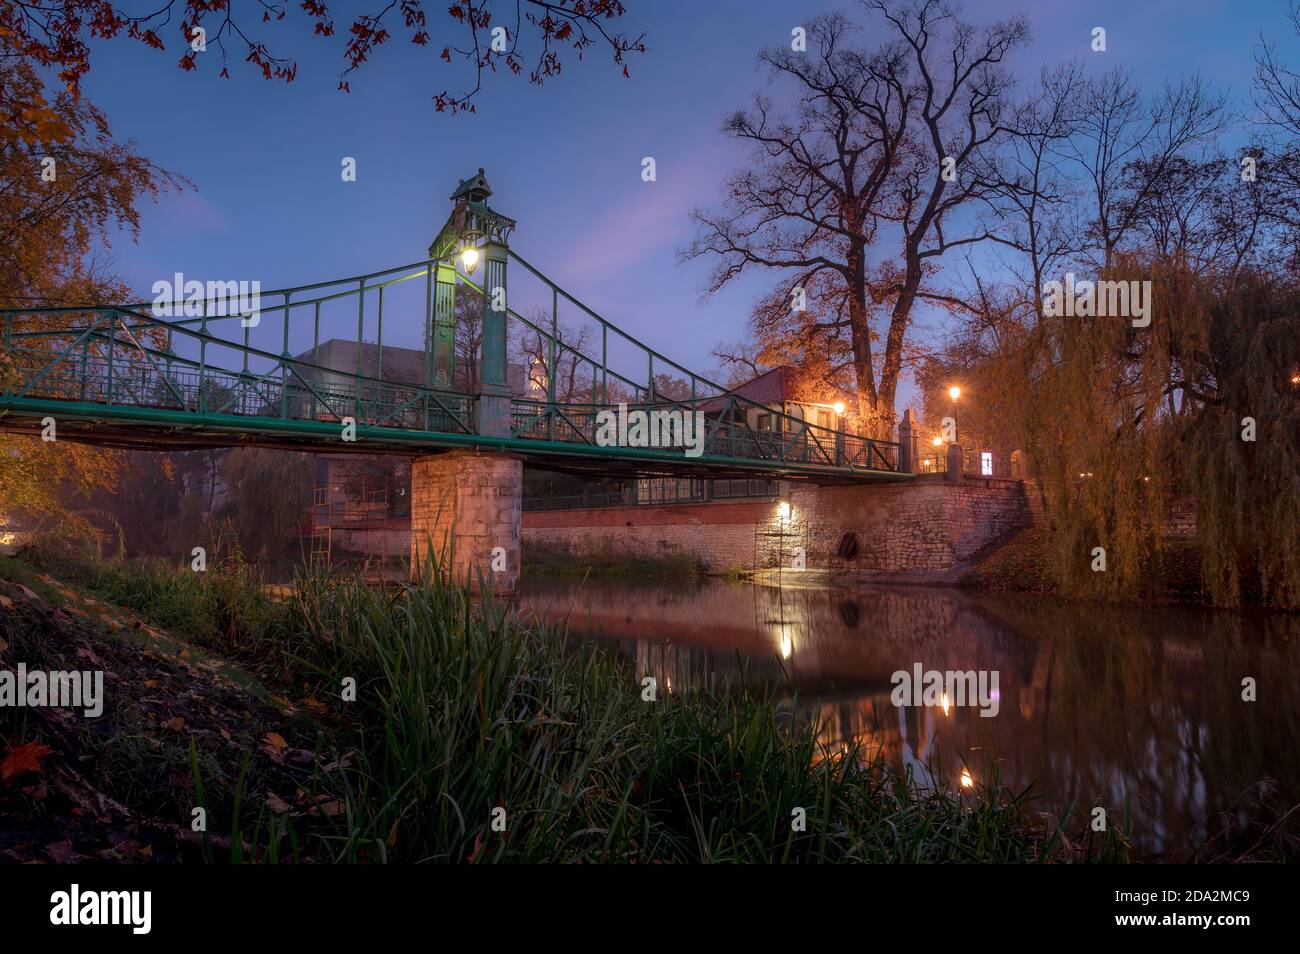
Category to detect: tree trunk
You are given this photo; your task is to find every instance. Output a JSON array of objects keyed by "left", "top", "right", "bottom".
[
  {"left": 877, "top": 260, "right": 922, "bottom": 441},
  {"left": 846, "top": 243, "right": 881, "bottom": 436}
]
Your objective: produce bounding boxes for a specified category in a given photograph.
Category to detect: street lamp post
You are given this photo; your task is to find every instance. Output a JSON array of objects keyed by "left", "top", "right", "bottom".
[
  {"left": 948, "top": 385, "right": 961, "bottom": 443},
  {"left": 833, "top": 401, "right": 845, "bottom": 466}
]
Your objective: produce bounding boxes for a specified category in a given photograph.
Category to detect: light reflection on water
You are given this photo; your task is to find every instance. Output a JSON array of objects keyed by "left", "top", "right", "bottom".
[{"left": 516, "top": 575, "right": 1300, "bottom": 861}]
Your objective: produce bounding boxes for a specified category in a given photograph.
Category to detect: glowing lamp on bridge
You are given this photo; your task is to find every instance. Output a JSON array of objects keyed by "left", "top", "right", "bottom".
[
  {"left": 948, "top": 385, "right": 961, "bottom": 401},
  {"left": 932, "top": 436, "right": 943, "bottom": 447},
  {"left": 460, "top": 245, "right": 480, "bottom": 275},
  {"left": 833, "top": 401, "right": 845, "bottom": 416},
  {"left": 777, "top": 500, "right": 791, "bottom": 521}
]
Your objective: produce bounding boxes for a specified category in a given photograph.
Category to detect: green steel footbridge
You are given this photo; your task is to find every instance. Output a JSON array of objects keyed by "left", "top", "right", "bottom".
[{"left": 1, "top": 170, "right": 905, "bottom": 484}]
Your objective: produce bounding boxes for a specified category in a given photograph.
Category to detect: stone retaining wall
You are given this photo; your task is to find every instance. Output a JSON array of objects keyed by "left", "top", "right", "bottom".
[
  {"left": 787, "top": 475, "right": 1030, "bottom": 576},
  {"left": 523, "top": 500, "right": 773, "bottom": 572},
  {"left": 523, "top": 475, "right": 1033, "bottom": 577}
]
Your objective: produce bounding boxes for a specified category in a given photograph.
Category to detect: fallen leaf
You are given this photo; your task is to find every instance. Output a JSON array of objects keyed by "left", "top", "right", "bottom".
[
  {"left": 160, "top": 716, "right": 186, "bottom": 732},
  {"left": 2, "top": 741, "right": 55, "bottom": 782},
  {"left": 265, "top": 793, "right": 291, "bottom": 813},
  {"left": 262, "top": 732, "right": 288, "bottom": 760},
  {"left": 302, "top": 792, "right": 344, "bottom": 817},
  {"left": 303, "top": 697, "right": 327, "bottom": 715},
  {"left": 143, "top": 679, "right": 159, "bottom": 689},
  {"left": 109, "top": 837, "right": 141, "bottom": 858},
  {"left": 45, "top": 840, "right": 82, "bottom": 864},
  {"left": 0, "top": 595, "right": 13, "bottom": 609},
  {"left": 319, "top": 752, "right": 354, "bottom": 772}
]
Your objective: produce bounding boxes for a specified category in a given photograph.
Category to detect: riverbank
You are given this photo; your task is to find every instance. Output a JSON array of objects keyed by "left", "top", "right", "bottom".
[
  {"left": 524, "top": 527, "right": 1242, "bottom": 611},
  {"left": 0, "top": 544, "right": 1128, "bottom": 863},
  {"left": 522, "top": 540, "right": 710, "bottom": 580},
  {"left": 956, "top": 527, "right": 1214, "bottom": 606}
]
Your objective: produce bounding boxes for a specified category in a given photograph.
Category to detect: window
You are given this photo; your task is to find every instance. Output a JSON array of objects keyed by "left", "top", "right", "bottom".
[
  {"left": 980, "top": 451, "right": 993, "bottom": 476},
  {"left": 711, "top": 478, "right": 779, "bottom": 499},
  {"left": 635, "top": 478, "right": 705, "bottom": 505}
]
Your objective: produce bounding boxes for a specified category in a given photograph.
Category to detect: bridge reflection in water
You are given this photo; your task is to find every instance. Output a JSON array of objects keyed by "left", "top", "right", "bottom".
[{"left": 516, "top": 577, "right": 1300, "bottom": 861}]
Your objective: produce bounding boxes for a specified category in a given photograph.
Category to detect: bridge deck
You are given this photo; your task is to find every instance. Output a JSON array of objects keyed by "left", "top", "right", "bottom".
[{"left": 2, "top": 252, "right": 906, "bottom": 484}]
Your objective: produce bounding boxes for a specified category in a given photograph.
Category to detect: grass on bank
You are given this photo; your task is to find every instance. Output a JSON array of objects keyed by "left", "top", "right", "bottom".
[
  {"left": 16, "top": 542, "right": 279, "bottom": 658},
  {"left": 2, "top": 541, "right": 1125, "bottom": 863},
  {"left": 0, "top": 546, "right": 319, "bottom": 862}
]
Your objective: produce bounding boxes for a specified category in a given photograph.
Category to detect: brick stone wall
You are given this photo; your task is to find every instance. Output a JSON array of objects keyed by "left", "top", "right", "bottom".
[
  {"left": 788, "top": 475, "right": 1031, "bottom": 574},
  {"left": 523, "top": 475, "right": 1033, "bottom": 576},
  {"left": 411, "top": 450, "right": 522, "bottom": 591},
  {"left": 329, "top": 526, "right": 410, "bottom": 557},
  {"left": 1022, "top": 479, "right": 1047, "bottom": 527},
  {"left": 523, "top": 500, "right": 774, "bottom": 572}
]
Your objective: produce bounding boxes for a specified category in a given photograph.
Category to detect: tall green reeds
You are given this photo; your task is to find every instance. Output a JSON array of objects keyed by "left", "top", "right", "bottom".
[{"left": 280, "top": 559, "right": 1098, "bottom": 863}]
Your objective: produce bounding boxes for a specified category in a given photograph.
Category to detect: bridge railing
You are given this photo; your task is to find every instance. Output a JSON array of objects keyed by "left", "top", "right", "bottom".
[
  {"left": 2, "top": 306, "right": 475, "bottom": 436},
  {"left": 470, "top": 254, "right": 901, "bottom": 474},
  {"left": 507, "top": 395, "right": 898, "bottom": 471},
  {"left": 2, "top": 251, "right": 902, "bottom": 475}
]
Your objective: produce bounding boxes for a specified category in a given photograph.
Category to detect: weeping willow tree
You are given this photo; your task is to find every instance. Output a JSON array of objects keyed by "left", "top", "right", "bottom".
[
  {"left": 961, "top": 258, "right": 1300, "bottom": 609},
  {"left": 1182, "top": 274, "right": 1300, "bottom": 608},
  {"left": 1022, "top": 259, "right": 1186, "bottom": 602}
]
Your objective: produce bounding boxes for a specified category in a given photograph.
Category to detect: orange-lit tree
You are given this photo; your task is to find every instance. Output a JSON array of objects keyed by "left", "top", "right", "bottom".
[{"left": 0, "top": 61, "right": 177, "bottom": 539}]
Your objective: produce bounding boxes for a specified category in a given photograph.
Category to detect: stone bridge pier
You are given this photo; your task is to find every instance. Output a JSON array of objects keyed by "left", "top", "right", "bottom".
[
  {"left": 410, "top": 450, "right": 522, "bottom": 593},
  {"left": 410, "top": 169, "right": 525, "bottom": 593}
]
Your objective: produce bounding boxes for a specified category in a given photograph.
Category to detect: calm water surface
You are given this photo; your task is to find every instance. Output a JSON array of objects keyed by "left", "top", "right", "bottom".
[{"left": 516, "top": 575, "right": 1300, "bottom": 861}]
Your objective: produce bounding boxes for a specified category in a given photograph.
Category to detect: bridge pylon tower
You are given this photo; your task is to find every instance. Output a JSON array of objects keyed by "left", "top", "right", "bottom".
[{"left": 415, "top": 169, "right": 522, "bottom": 592}]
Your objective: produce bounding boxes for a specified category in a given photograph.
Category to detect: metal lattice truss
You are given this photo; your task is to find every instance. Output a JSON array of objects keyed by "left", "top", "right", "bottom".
[{"left": 0, "top": 251, "right": 903, "bottom": 481}]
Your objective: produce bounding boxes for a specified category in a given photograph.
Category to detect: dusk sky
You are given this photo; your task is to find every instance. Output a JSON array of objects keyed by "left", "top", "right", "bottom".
[{"left": 88, "top": 0, "right": 1295, "bottom": 407}]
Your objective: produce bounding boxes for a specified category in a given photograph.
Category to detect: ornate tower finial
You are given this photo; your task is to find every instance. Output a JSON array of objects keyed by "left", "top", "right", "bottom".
[
  {"left": 431, "top": 167, "right": 515, "bottom": 261},
  {"left": 450, "top": 167, "right": 492, "bottom": 204}
]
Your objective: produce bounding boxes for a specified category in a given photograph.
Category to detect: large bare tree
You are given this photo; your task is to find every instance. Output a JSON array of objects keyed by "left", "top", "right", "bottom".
[
  {"left": 1062, "top": 69, "right": 1228, "bottom": 269},
  {"left": 687, "top": 1, "right": 1028, "bottom": 438}
]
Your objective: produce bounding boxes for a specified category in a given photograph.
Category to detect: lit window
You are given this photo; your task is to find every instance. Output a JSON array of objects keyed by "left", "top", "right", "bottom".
[{"left": 980, "top": 451, "right": 993, "bottom": 476}]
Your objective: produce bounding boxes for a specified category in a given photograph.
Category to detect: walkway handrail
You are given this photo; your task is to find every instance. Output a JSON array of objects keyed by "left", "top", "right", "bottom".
[{"left": 1, "top": 246, "right": 902, "bottom": 475}]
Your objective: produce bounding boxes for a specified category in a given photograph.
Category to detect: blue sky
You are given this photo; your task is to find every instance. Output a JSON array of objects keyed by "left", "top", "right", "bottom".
[{"left": 86, "top": 0, "right": 1297, "bottom": 407}]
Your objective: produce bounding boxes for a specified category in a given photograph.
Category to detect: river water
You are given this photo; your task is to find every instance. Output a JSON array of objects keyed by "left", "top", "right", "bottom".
[{"left": 516, "top": 575, "right": 1300, "bottom": 861}]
